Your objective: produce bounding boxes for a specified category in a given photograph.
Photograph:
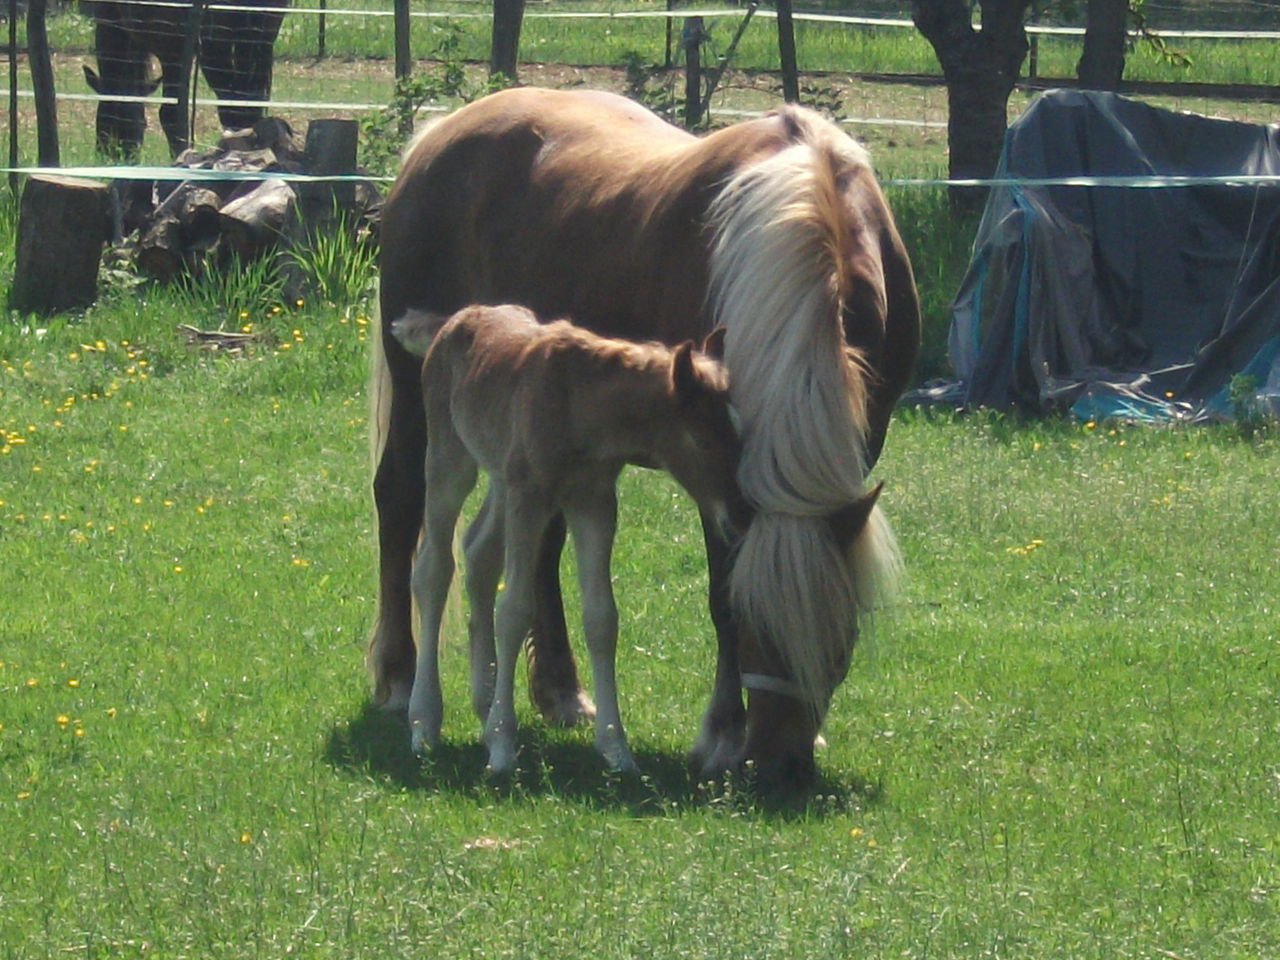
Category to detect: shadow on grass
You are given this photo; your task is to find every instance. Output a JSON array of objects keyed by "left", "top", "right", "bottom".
[{"left": 324, "top": 701, "right": 884, "bottom": 819}]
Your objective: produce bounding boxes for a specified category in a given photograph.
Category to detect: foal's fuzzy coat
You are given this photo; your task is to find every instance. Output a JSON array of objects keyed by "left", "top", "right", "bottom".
[{"left": 393, "top": 304, "right": 743, "bottom": 774}]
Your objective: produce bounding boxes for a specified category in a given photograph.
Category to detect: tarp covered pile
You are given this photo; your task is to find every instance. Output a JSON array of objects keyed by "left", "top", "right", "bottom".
[{"left": 946, "top": 89, "right": 1280, "bottom": 421}]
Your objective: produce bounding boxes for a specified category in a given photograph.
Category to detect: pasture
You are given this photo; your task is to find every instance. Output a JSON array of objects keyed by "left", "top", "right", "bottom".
[
  {"left": 2, "top": 232, "right": 1278, "bottom": 955},
  {"left": 4, "top": 17, "right": 1280, "bottom": 949}
]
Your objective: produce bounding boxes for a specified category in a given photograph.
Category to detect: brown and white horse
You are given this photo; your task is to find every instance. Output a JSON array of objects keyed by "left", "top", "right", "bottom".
[
  {"left": 370, "top": 87, "right": 920, "bottom": 787},
  {"left": 392, "top": 304, "right": 745, "bottom": 775}
]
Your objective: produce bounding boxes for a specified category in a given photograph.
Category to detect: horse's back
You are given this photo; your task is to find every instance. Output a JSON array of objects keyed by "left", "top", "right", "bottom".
[{"left": 379, "top": 89, "right": 828, "bottom": 343}]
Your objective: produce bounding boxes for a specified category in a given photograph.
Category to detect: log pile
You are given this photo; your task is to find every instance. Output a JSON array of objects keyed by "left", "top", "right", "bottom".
[
  {"left": 8, "top": 117, "right": 381, "bottom": 316},
  {"left": 126, "top": 116, "right": 381, "bottom": 283}
]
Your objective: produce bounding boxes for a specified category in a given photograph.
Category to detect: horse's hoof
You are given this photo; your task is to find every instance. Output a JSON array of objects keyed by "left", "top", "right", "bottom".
[
  {"left": 535, "top": 688, "right": 596, "bottom": 728},
  {"left": 378, "top": 680, "right": 413, "bottom": 713}
]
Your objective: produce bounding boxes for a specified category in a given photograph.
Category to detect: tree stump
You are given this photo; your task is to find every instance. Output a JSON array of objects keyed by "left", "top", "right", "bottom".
[
  {"left": 300, "top": 118, "right": 359, "bottom": 217},
  {"left": 10, "top": 175, "right": 110, "bottom": 314}
]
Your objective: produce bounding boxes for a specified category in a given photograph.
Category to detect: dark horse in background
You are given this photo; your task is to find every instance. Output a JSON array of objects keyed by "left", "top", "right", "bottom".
[
  {"left": 81, "top": 0, "right": 288, "bottom": 157},
  {"left": 371, "top": 88, "right": 920, "bottom": 789}
]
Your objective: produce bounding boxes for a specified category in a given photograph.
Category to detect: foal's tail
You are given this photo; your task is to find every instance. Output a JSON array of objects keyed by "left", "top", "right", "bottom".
[
  {"left": 708, "top": 111, "right": 902, "bottom": 709},
  {"left": 369, "top": 293, "right": 393, "bottom": 471}
]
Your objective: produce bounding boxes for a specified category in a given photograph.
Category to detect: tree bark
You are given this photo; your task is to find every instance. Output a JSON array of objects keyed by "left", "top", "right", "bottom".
[
  {"left": 27, "top": 0, "right": 59, "bottom": 166},
  {"left": 913, "top": 0, "right": 1031, "bottom": 204},
  {"left": 776, "top": 0, "right": 799, "bottom": 103},
  {"left": 490, "top": 0, "right": 525, "bottom": 81},
  {"left": 11, "top": 176, "right": 110, "bottom": 313},
  {"left": 1077, "top": 0, "right": 1128, "bottom": 90}
]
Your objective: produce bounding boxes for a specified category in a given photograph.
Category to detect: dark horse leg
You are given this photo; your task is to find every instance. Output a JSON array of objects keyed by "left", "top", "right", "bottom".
[
  {"left": 368, "top": 332, "right": 428, "bottom": 709},
  {"left": 200, "top": 9, "right": 283, "bottom": 132},
  {"left": 690, "top": 512, "right": 746, "bottom": 775},
  {"left": 526, "top": 513, "right": 595, "bottom": 726}
]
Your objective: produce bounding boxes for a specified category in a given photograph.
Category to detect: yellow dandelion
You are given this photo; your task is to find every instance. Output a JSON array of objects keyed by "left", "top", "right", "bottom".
[
  {"left": 239, "top": 831, "right": 252, "bottom": 844},
  {"left": 26, "top": 677, "right": 38, "bottom": 688},
  {"left": 67, "top": 678, "right": 80, "bottom": 688},
  {"left": 17, "top": 791, "right": 31, "bottom": 800},
  {"left": 849, "top": 827, "right": 863, "bottom": 839},
  {"left": 106, "top": 707, "right": 117, "bottom": 718},
  {"left": 173, "top": 565, "right": 184, "bottom": 574},
  {"left": 56, "top": 714, "right": 70, "bottom": 726},
  {"left": 291, "top": 557, "right": 310, "bottom": 568},
  {"left": 74, "top": 728, "right": 86, "bottom": 738}
]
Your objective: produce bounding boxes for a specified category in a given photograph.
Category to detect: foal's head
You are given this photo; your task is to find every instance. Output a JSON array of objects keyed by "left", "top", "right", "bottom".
[{"left": 657, "top": 337, "right": 748, "bottom": 542}]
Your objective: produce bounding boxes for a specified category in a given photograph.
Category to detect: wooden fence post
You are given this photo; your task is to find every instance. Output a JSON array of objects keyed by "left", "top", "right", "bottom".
[{"left": 8, "top": 0, "right": 18, "bottom": 195}]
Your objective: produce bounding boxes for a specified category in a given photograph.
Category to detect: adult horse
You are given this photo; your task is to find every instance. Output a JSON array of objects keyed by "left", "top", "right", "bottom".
[
  {"left": 81, "top": 0, "right": 288, "bottom": 157},
  {"left": 370, "top": 87, "right": 920, "bottom": 787}
]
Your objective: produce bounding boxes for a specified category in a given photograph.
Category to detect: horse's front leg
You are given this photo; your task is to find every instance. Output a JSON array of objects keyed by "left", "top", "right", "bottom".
[
  {"left": 567, "top": 486, "right": 636, "bottom": 774},
  {"left": 690, "top": 514, "right": 746, "bottom": 777},
  {"left": 527, "top": 513, "right": 596, "bottom": 726}
]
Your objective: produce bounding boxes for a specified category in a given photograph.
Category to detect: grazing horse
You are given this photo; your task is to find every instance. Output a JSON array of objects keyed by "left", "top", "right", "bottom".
[
  {"left": 81, "top": 0, "right": 288, "bottom": 157},
  {"left": 371, "top": 87, "right": 920, "bottom": 787},
  {"left": 391, "top": 304, "right": 746, "bottom": 775}
]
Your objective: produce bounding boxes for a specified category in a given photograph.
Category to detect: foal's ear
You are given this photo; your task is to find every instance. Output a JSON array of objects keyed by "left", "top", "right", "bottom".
[
  {"left": 828, "top": 482, "right": 883, "bottom": 553},
  {"left": 671, "top": 341, "right": 702, "bottom": 403},
  {"left": 701, "top": 326, "right": 727, "bottom": 360}
]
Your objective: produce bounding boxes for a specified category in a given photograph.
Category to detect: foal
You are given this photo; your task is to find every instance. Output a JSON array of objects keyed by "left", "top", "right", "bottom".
[{"left": 392, "top": 304, "right": 744, "bottom": 775}]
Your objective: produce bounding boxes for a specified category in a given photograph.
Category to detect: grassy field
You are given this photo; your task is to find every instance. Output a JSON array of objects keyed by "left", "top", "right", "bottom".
[
  {"left": 4, "top": 8, "right": 1280, "bottom": 953},
  {"left": 2, "top": 192, "right": 1279, "bottom": 956}
]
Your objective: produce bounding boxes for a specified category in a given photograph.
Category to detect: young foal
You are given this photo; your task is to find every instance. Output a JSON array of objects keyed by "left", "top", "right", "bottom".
[{"left": 393, "top": 304, "right": 744, "bottom": 775}]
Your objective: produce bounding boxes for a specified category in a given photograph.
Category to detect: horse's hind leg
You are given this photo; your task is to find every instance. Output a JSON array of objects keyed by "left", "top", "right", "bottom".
[
  {"left": 407, "top": 437, "right": 477, "bottom": 754},
  {"left": 567, "top": 488, "right": 637, "bottom": 774},
  {"left": 462, "top": 484, "right": 505, "bottom": 722},
  {"left": 484, "top": 489, "right": 551, "bottom": 776},
  {"left": 690, "top": 516, "right": 746, "bottom": 777},
  {"left": 528, "top": 514, "right": 596, "bottom": 726},
  {"left": 368, "top": 335, "right": 428, "bottom": 710}
]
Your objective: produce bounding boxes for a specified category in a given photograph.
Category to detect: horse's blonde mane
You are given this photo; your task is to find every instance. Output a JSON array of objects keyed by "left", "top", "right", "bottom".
[{"left": 708, "top": 111, "right": 901, "bottom": 710}]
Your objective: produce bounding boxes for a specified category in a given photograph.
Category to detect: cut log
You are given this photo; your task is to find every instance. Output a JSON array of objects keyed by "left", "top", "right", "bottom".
[
  {"left": 136, "top": 184, "right": 224, "bottom": 281},
  {"left": 218, "top": 179, "right": 297, "bottom": 260},
  {"left": 10, "top": 175, "right": 109, "bottom": 314}
]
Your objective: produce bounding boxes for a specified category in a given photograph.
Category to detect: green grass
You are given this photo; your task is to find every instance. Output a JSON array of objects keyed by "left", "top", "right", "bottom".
[{"left": 2, "top": 262, "right": 1278, "bottom": 955}]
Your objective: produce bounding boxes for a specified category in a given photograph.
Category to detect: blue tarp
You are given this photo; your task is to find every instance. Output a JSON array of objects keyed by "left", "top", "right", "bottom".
[{"left": 946, "top": 89, "right": 1280, "bottom": 421}]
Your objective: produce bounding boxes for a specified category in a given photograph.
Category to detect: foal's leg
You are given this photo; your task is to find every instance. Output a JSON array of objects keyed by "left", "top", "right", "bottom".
[
  {"left": 406, "top": 433, "right": 477, "bottom": 755},
  {"left": 484, "top": 488, "right": 551, "bottom": 775},
  {"left": 567, "top": 484, "right": 637, "bottom": 774},
  {"left": 462, "top": 484, "right": 505, "bottom": 722},
  {"left": 690, "top": 514, "right": 746, "bottom": 776}
]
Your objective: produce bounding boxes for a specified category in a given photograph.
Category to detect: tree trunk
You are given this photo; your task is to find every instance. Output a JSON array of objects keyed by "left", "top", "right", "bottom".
[
  {"left": 1077, "top": 0, "right": 1128, "bottom": 90},
  {"left": 913, "top": 0, "right": 1031, "bottom": 205},
  {"left": 776, "top": 0, "right": 800, "bottom": 103},
  {"left": 27, "top": 0, "right": 59, "bottom": 166},
  {"left": 490, "top": 0, "right": 525, "bottom": 81}
]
